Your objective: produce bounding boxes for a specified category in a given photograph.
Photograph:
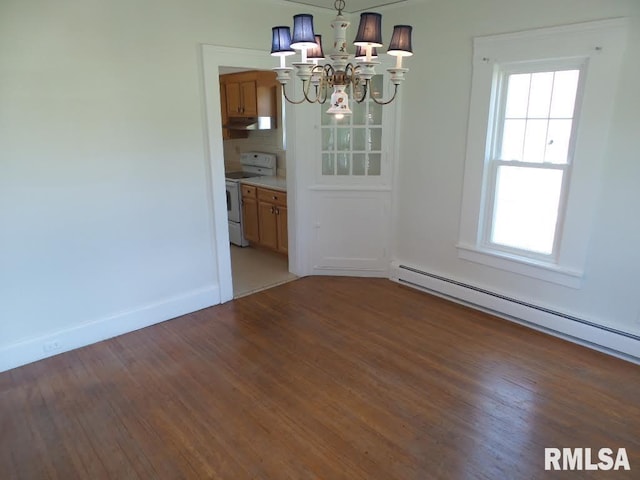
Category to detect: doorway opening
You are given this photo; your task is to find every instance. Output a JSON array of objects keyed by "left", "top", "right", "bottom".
[{"left": 219, "top": 66, "right": 296, "bottom": 298}]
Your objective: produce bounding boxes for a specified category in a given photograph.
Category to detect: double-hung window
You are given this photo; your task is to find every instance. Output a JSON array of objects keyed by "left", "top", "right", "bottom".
[
  {"left": 458, "top": 19, "right": 627, "bottom": 287},
  {"left": 486, "top": 65, "right": 582, "bottom": 258}
]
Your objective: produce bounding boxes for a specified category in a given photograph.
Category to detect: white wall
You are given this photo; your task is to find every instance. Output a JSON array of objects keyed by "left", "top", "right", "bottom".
[
  {"left": 0, "top": 0, "right": 333, "bottom": 370},
  {"left": 387, "top": 0, "right": 640, "bottom": 337}
]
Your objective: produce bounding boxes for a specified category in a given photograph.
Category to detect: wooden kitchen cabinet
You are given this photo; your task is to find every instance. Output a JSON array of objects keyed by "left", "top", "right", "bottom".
[
  {"left": 258, "top": 201, "right": 278, "bottom": 250},
  {"left": 242, "top": 185, "right": 288, "bottom": 254},
  {"left": 220, "top": 71, "right": 277, "bottom": 119},
  {"left": 257, "top": 187, "right": 288, "bottom": 254},
  {"left": 225, "top": 79, "right": 257, "bottom": 117},
  {"left": 219, "top": 80, "right": 248, "bottom": 140},
  {"left": 275, "top": 204, "right": 288, "bottom": 254},
  {"left": 241, "top": 185, "right": 259, "bottom": 243}
]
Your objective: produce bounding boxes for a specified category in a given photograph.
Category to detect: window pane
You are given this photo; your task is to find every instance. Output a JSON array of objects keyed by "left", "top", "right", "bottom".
[
  {"left": 321, "top": 109, "right": 333, "bottom": 125},
  {"left": 545, "top": 119, "right": 572, "bottom": 164},
  {"left": 337, "top": 153, "right": 350, "bottom": 175},
  {"left": 370, "top": 75, "right": 384, "bottom": 100},
  {"left": 322, "top": 153, "right": 335, "bottom": 175},
  {"left": 500, "top": 119, "right": 526, "bottom": 160},
  {"left": 369, "top": 102, "right": 382, "bottom": 125},
  {"left": 353, "top": 128, "right": 366, "bottom": 151},
  {"left": 527, "top": 72, "right": 553, "bottom": 118},
  {"left": 505, "top": 74, "right": 530, "bottom": 118},
  {"left": 353, "top": 153, "right": 366, "bottom": 175},
  {"left": 522, "top": 119, "right": 548, "bottom": 163},
  {"left": 337, "top": 128, "right": 350, "bottom": 151},
  {"left": 322, "top": 128, "right": 334, "bottom": 150},
  {"left": 369, "top": 128, "right": 382, "bottom": 151},
  {"left": 368, "top": 154, "right": 381, "bottom": 176},
  {"left": 550, "top": 70, "right": 580, "bottom": 118},
  {"left": 352, "top": 100, "right": 367, "bottom": 125},
  {"left": 491, "top": 166, "right": 563, "bottom": 254}
]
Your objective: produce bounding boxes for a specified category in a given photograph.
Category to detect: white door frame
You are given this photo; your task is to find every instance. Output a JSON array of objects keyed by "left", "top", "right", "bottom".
[{"left": 200, "top": 45, "right": 304, "bottom": 302}]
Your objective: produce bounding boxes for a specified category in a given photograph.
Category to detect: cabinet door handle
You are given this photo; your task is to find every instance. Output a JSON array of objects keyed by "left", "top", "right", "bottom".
[
  {"left": 270, "top": 206, "right": 275, "bottom": 214},
  {"left": 275, "top": 207, "right": 280, "bottom": 215}
]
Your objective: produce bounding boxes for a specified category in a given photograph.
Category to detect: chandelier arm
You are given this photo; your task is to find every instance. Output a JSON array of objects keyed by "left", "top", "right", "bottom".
[
  {"left": 352, "top": 79, "right": 368, "bottom": 103},
  {"left": 324, "top": 63, "right": 335, "bottom": 77},
  {"left": 369, "top": 84, "right": 399, "bottom": 105},
  {"left": 281, "top": 83, "right": 310, "bottom": 105},
  {"left": 302, "top": 80, "right": 318, "bottom": 103},
  {"left": 314, "top": 64, "right": 334, "bottom": 104},
  {"left": 301, "top": 65, "right": 326, "bottom": 103},
  {"left": 317, "top": 84, "right": 328, "bottom": 104}
]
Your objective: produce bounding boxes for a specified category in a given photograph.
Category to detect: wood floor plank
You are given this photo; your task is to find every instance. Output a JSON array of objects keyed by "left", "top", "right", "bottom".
[{"left": 1, "top": 277, "right": 638, "bottom": 479}]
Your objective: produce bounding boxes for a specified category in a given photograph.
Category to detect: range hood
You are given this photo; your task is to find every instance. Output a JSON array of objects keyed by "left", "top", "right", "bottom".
[{"left": 224, "top": 116, "right": 275, "bottom": 130}]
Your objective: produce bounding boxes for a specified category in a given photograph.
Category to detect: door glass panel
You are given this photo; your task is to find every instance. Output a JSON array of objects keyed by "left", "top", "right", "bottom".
[
  {"left": 320, "top": 74, "right": 384, "bottom": 177},
  {"left": 322, "top": 129, "right": 334, "bottom": 150},
  {"left": 336, "top": 153, "right": 350, "bottom": 175},
  {"left": 337, "top": 128, "right": 351, "bottom": 151},
  {"left": 353, "top": 154, "right": 366, "bottom": 175},
  {"left": 369, "top": 102, "right": 382, "bottom": 124},
  {"left": 368, "top": 154, "right": 381, "bottom": 175},
  {"left": 353, "top": 128, "right": 366, "bottom": 151},
  {"left": 352, "top": 100, "right": 367, "bottom": 125},
  {"left": 369, "top": 128, "right": 382, "bottom": 151},
  {"left": 322, "top": 153, "right": 335, "bottom": 175}
]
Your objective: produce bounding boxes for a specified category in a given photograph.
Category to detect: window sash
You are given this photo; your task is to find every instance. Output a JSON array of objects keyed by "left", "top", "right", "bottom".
[
  {"left": 482, "top": 159, "right": 570, "bottom": 261},
  {"left": 492, "top": 67, "right": 584, "bottom": 166}
]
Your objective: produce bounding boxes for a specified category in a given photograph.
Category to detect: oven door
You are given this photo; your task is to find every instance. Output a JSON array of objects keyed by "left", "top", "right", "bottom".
[{"left": 226, "top": 180, "right": 241, "bottom": 223}]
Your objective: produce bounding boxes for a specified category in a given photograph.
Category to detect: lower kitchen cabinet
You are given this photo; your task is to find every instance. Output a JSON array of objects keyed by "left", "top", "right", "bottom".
[
  {"left": 275, "top": 204, "right": 288, "bottom": 254},
  {"left": 241, "top": 185, "right": 287, "bottom": 254},
  {"left": 241, "top": 185, "right": 259, "bottom": 243}
]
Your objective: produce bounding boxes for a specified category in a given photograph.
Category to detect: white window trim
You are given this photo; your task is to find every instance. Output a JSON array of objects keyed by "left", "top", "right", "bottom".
[{"left": 458, "top": 18, "right": 628, "bottom": 288}]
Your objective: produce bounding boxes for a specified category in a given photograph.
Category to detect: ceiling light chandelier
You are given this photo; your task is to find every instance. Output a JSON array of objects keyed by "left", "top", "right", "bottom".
[{"left": 270, "top": 0, "right": 413, "bottom": 119}]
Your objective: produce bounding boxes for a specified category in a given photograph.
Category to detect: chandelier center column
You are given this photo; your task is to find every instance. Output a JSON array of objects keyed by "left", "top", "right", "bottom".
[{"left": 329, "top": 15, "right": 351, "bottom": 72}]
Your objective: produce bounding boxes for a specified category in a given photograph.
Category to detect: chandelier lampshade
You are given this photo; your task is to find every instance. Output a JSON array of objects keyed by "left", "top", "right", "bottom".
[
  {"left": 306, "top": 35, "right": 325, "bottom": 61},
  {"left": 353, "top": 12, "right": 383, "bottom": 47},
  {"left": 388, "top": 25, "right": 413, "bottom": 56},
  {"left": 290, "top": 14, "right": 316, "bottom": 50},
  {"left": 271, "top": 27, "right": 295, "bottom": 56}
]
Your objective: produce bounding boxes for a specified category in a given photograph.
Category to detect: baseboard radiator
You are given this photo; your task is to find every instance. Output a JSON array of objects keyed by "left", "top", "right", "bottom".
[{"left": 391, "top": 262, "right": 639, "bottom": 364}]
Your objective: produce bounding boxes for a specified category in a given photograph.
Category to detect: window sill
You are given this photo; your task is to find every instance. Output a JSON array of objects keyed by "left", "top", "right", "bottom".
[{"left": 456, "top": 244, "right": 583, "bottom": 288}]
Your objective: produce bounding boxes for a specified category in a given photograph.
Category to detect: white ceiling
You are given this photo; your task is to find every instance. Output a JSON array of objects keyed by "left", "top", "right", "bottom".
[{"left": 283, "top": 0, "right": 412, "bottom": 14}]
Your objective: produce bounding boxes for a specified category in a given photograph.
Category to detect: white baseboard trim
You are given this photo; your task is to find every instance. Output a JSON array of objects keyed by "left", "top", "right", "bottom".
[
  {"left": 390, "top": 262, "right": 639, "bottom": 365},
  {"left": 0, "top": 285, "right": 221, "bottom": 373},
  {"left": 312, "top": 266, "right": 389, "bottom": 278}
]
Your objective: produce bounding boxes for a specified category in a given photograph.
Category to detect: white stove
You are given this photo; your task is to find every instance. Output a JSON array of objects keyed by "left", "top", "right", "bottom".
[{"left": 225, "top": 152, "right": 276, "bottom": 246}]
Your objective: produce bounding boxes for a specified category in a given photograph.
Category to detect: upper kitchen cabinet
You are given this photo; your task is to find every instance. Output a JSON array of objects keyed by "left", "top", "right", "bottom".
[
  {"left": 221, "top": 71, "right": 277, "bottom": 119},
  {"left": 219, "top": 80, "right": 248, "bottom": 140}
]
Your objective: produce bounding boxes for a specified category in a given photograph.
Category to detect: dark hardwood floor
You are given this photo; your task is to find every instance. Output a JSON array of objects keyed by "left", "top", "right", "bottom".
[{"left": 1, "top": 277, "right": 638, "bottom": 479}]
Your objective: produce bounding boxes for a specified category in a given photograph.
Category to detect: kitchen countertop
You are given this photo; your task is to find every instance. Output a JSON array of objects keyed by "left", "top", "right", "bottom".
[{"left": 240, "top": 176, "right": 287, "bottom": 192}]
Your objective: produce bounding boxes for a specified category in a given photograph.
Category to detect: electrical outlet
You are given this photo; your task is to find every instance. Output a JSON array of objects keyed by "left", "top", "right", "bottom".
[{"left": 43, "top": 340, "right": 62, "bottom": 353}]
